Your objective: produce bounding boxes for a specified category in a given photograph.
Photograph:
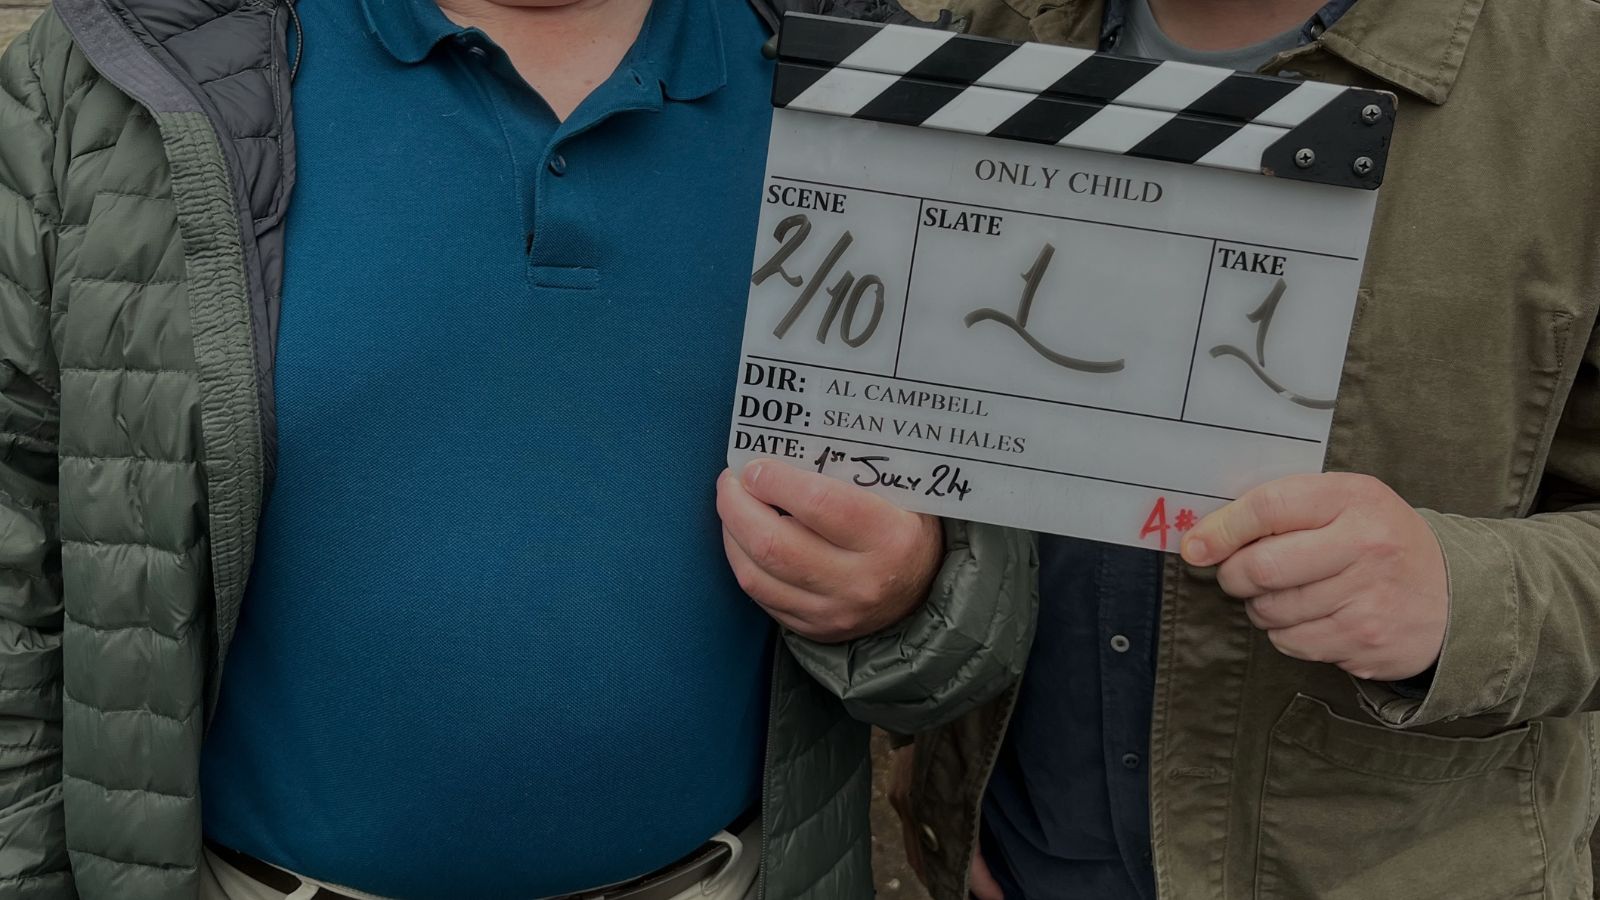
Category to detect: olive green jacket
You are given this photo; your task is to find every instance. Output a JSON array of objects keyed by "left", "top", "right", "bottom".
[
  {"left": 0, "top": 2, "right": 1035, "bottom": 897},
  {"left": 852, "top": 0, "right": 1600, "bottom": 897}
]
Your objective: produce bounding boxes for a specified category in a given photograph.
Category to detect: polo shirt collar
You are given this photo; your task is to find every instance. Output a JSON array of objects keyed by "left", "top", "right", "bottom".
[
  {"left": 361, "top": 0, "right": 466, "bottom": 64},
  {"left": 357, "top": 0, "right": 728, "bottom": 103},
  {"left": 631, "top": 0, "right": 728, "bottom": 102}
]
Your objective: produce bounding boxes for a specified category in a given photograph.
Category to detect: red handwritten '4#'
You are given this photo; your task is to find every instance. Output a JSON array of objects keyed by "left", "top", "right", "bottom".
[{"left": 1139, "top": 497, "right": 1198, "bottom": 551}]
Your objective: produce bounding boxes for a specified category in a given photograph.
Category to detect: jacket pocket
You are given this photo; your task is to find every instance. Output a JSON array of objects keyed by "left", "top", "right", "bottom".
[{"left": 1255, "top": 695, "right": 1544, "bottom": 900}]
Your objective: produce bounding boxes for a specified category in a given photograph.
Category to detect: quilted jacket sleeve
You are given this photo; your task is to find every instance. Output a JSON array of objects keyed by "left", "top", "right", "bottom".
[
  {"left": 783, "top": 521, "right": 1038, "bottom": 735},
  {"left": 0, "top": 26, "right": 73, "bottom": 900}
]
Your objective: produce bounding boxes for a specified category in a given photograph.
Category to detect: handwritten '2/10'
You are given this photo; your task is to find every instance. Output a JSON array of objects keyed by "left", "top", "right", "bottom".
[
  {"left": 751, "top": 214, "right": 886, "bottom": 347},
  {"left": 749, "top": 212, "right": 1333, "bottom": 411}
]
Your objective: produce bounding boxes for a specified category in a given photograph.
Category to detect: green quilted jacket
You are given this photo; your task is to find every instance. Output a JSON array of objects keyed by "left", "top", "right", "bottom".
[{"left": 0, "top": 2, "right": 1036, "bottom": 897}]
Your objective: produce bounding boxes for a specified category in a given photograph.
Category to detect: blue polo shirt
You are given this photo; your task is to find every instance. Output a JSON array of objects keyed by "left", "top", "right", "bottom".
[{"left": 198, "top": 0, "right": 776, "bottom": 896}]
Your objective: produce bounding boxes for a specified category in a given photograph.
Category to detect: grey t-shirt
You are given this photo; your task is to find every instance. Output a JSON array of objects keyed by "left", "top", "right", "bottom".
[{"left": 1123, "top": 0, "right": 1302, "bottom": 71}]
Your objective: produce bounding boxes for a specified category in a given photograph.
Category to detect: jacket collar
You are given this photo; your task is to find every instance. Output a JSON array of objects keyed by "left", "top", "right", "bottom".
[
  {"left": 360, "top": 0, "right": 461, "bottom": 64},
  {"left": 1311, "top": 0, "right": 1485, "bottom": 105},
  {"left": 1032, "top": 0, "right": 1484, "bottom": 105},
  {"left": 359, "top": 0, "right": 727, "bottom": 102}
]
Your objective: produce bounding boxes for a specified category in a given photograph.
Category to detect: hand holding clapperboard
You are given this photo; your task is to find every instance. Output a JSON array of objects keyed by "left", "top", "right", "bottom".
[{"left": 726, "top": 13, "right": 1395, "bottom": 553}]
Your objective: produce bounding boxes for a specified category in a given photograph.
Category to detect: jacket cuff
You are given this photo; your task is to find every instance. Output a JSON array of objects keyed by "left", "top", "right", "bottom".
[
  {"left": 783, "top": 517, "right": 1036, "bottom": 734},
  {"left": 1355, "top": 510, "right": 1518, "bottom": 728}
]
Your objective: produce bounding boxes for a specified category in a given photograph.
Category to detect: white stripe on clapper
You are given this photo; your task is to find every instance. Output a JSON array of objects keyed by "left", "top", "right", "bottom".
[
  {"left": 787, "top": 26, "right": 955, "bottom": 116},
  {"left": 973, "top": 41, "right": 1094, "bottom": 93},
  {"left": 1058, "top": 103, "right": 1173, "bottom": 155},
  {"left": 1196, "top": 122, "right": 1291, "bottom": 173},
  {"left": 787, "top": 67, "right": 905, "bottom": 117},
  {"left": 1114, "top": 60, "right": 1232, "bottom": 114},
  {"left": 836, "top": 25, "right": 958, "bottom": 77},
  {"left": 1254, "top": 80, "right": 1345, "bottom": 128},
  {"left": 920, "top": 83, "right": 1039, "bottom": 134}
]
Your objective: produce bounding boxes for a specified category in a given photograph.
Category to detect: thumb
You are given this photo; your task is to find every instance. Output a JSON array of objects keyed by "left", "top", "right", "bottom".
[
  {"left": 741, "top": 459, "right": 901, "bottom": 552},
  {"left": 1182, "top": 475, "right": 1342, "bottom": 566}
]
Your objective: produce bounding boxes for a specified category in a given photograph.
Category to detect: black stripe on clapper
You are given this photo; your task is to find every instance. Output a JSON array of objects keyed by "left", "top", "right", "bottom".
[
  {"left": 777, "top": 15, "right": 882, "bottom": 67},
  {"left": 1184, "top": 72, "right": 1299, "bottom": 122},
  {"left": 1042, "top": 54, "right": 1159, "bottom": 103},
  {"left": 772, "top": 62, "right": 832, "bottom": 108},
  {"left": 1128, "top": 114, "right": 1243, "bottom": 164},
  {"left": 854, "top": 76, "right": 968, "bottom": 128},
  {"left": 903, "top": 33, "right": 1018, "bottom": 85},
  {"left": 990, "top": 94, "right": 1102, "bottom": 145}
]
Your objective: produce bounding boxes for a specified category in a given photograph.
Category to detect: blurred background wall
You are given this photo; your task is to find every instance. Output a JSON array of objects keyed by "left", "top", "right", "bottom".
[{"left": 1, "top": 3, "right": 41, "bottom": 45}]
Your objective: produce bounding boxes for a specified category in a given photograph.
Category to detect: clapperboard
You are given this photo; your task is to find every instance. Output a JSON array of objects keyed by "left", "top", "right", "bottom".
[{"left": 727, "top": 13, "right": 1395, "bottom": 551}]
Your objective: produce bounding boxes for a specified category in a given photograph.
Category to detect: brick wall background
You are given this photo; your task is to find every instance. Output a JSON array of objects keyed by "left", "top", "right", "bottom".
[{"left": 0, "top": 9, "right": 930, "bottom": 896}]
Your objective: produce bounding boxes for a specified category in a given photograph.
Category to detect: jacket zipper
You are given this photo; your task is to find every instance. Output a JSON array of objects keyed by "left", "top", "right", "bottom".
[{"left": 756, "top": 662, "right": 779, "bottom": 900}]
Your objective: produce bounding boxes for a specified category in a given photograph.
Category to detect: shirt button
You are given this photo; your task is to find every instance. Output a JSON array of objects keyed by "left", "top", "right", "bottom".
[
  {"left": 467, "top": 45, "right": 487, "bottom": 60},
  {"left": 1110, "top": 634, "right": 1131, "bottom": 653},
  {"left": 1121, "top": 752, "right": 1142, "bottom": 770},
  {"left": 919, "top": 824, "right": 940, "bottom": 852},
  {"left": 548, "top": 154, "right": 568, "bottom": 176}
]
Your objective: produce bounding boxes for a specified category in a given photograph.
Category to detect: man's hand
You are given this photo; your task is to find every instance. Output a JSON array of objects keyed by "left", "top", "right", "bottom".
[
  {"left": 1180, "top": 472, "right": 1448, "bottom": 683},
  {"left": 716, "top": 460, "right": 943, "bottom": 643},
  {"left": 969, "top": 846, "right": 1006, "bottom": 900},
  {"left": 716, "top": 458, "right": 940, "bottom": 640}
]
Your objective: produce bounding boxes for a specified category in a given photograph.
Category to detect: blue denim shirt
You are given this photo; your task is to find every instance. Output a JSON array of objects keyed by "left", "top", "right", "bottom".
[{"left": 980, "top": 3, "right": 1358, "bottom": 897}]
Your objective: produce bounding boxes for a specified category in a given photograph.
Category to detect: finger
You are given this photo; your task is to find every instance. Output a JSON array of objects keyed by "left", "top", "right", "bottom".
[
  {"left": 1182, "top": 474, "right": 1348, "bottom": 566},
  {"left": 721, "top": 529, "right": 840, "bottom": 637},
  {"left": 1215, "top": 527, "right": 1359, "bottom": 598},
  {"left": 969, "top": 848, "right": 1006, "bottom": 900},
  {"left": 1245, "top": 578, "right": 1356, "bottom": 630},
  {"left": 717, "top": 469, "right": 852, "bottom": 591},
  {"left": 1265, "top": 616, "right": 1357, "bottom": 666},
  {"left": 741, "top": 459, "right": 909, "bottom": 552}
]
